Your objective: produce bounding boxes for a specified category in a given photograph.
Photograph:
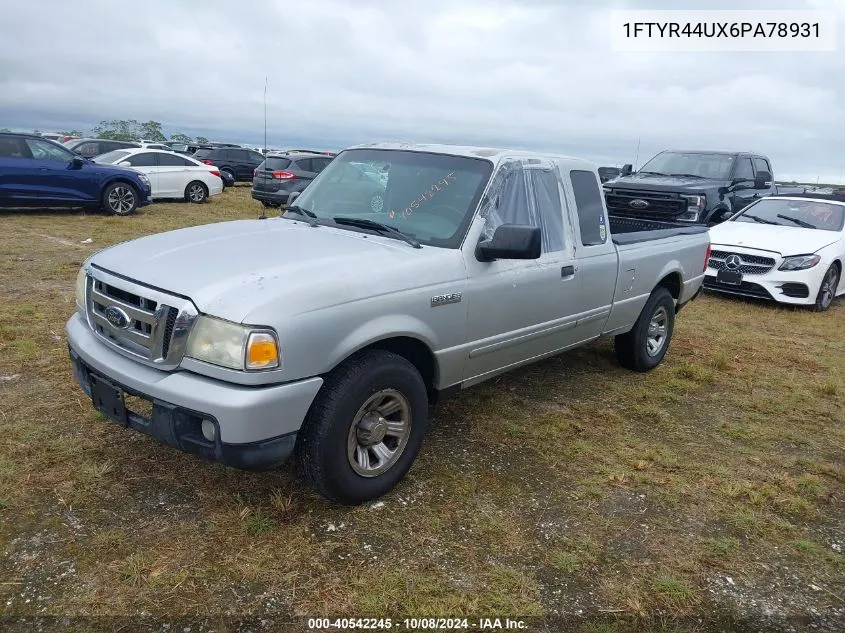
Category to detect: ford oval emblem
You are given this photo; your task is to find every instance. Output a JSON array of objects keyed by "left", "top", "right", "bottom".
[
  {"left": 104, "top": 306, "right": 130, "bottom": 329},
  {"left": 629, "top": 199, "right": 649, "bottom": 209}
]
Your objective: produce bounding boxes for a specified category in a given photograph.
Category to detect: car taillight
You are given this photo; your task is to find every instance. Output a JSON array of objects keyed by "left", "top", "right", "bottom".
[
  {"left": 209, "top": 169, "right": 221, "bottom": 177},
  {"left": 200, "top": 159, "right": 214, "bottom": 165},
  {"left": 703, "top": 242, "right": 711, "bottom": 273},
  {"left": 253, "top": 168, "right": 257, "bottom": 177},
  {"left": 272, "top": 171, "right": 296, "bottom": 180}
]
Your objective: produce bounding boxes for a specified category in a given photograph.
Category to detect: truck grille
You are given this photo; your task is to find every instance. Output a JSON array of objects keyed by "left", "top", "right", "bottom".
[
  {"left": 604, "top": 188, "right": 686, "bottom": 218},
  {"left": 707, "top": 250, "right": 776, "bottom": 275},
  {"left": 85, "top": 266, "right": 197, "bottom": 370}
]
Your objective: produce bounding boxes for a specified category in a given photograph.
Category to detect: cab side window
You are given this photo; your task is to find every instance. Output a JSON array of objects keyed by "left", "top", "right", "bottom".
[
  {"left": 569, "top": 170, "right": 608, "bottom": 246},
  {"left": 734, "top": 158, "right": 754, "bottom": 181}
]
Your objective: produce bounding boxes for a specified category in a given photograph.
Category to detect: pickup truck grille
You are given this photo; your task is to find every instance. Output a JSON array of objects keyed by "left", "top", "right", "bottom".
[
  {"left": 84, "top": 267, "right": 198, "bottom": 370},
  {"left": 604, "top": 188, "right": 686, "bottom": 218},
  {"left": 707, "top": 250, "right": 776, "bottom": 275}
]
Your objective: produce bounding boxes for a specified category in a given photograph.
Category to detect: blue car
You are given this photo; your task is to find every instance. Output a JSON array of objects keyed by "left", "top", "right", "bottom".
[{"left": 0, "top": 133, "right": 152, "bottom": 215}]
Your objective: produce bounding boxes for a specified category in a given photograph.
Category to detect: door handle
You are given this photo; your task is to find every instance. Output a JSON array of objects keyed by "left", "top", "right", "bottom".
[{"left": 561, "top": 265, "right": 575, "bottom": 277}]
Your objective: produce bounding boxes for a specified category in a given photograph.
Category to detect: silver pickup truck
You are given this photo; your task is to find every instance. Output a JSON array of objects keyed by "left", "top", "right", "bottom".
[{"left": 67, "top": 143, "right": 710, "bottom": 504}]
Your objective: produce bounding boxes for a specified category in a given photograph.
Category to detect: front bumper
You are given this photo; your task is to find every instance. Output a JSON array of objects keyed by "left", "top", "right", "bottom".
[
  {"left": 66, "top": 313, "right": 323, "bottom": 470},
  {"left": 703, "top": 268, "right": 822, "bottom": 305}
]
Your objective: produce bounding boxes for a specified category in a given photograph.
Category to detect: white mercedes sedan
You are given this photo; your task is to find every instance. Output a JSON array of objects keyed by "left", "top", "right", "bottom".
[
  {"left": 704, "top": 195, "right": 844, "bottom": 311},
  {"left": 94, "top": 148, "right": 223, "bottom": 203}
]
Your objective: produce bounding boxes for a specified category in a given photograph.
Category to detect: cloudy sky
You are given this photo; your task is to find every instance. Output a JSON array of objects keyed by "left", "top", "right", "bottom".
[{"left": 1, "top": 0, "right": 843, "bottom": 182}]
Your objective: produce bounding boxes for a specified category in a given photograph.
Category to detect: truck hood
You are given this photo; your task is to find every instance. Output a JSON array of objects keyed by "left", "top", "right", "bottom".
[
  {"left": 605, "top": 174, "right": 724, "bottom": 192},
  {"left": 709, "top": 222, "right": 839, "bottom": 256},
  {"left": 89, "top": 218, "right": 465, "bottom": 323}
]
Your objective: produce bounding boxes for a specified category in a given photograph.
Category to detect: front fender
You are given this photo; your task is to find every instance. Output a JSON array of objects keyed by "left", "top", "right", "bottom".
[{"left": 327, "top": 314, "right": 439, "bottom": 373}]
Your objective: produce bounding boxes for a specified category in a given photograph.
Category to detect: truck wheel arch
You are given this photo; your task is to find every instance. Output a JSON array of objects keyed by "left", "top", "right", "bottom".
[
  {"left": 328, "top": 324, "right": 440, "bottom": 400},
  {"left": 657, "top": 271, "right": 682, "bottom": 301}
]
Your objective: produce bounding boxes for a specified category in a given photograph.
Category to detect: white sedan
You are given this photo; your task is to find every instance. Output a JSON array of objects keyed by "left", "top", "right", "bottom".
[
  {"left": 95, "top": 148, "right": 223, "bottom": 203},
  {"left": 704, "top": 195, "right": 845, "bottom": 311}
]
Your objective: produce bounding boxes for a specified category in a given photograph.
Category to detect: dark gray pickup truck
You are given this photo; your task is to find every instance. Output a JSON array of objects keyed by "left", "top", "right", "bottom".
[{"left": 603, "top": 150, "right": 806, "bottom": 225}]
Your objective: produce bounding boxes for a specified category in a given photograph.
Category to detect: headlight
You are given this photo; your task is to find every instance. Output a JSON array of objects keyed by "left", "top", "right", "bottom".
[
  {"left": 185, "top": 316, "right": 280, "bottom": 371},
  {"left": 136, "top": 173, "right": 150, "bottom": 185},
  {"left": 778, "top": 254, "right": 821, "bottom": 271},
  {"left": 679, "top": 194, "right": 706, "bottom": 222},
  {"left": 75, "top": 266, "right": 88, "bottom": 314}
]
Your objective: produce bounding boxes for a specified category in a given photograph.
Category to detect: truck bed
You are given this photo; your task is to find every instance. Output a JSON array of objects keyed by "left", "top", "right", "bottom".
[{"left": 609, "top": 215, "right": 709, "bottom": 245}]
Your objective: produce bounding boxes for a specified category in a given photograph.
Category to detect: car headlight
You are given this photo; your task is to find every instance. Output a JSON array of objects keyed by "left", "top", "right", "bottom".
[
  {"left": 185, "top": 316, "right": 280, "bottom": 371},
  {"left": 679, "top": 194, "right": 706, "bottom": 222},
  {"left": 75, "top": 265, "right": 88, "bottom": 314},
  {"left": 136, "top": 173, "right": 150, "bottom": 186},
  {"left": 778, "top": 254, "right": 821, "bottom": 271}
]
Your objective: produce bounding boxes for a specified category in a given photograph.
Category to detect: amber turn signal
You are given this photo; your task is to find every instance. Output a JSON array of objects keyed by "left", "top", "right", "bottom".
[{"left": 246, "top": 332, "right": 280, "bottom": 369}]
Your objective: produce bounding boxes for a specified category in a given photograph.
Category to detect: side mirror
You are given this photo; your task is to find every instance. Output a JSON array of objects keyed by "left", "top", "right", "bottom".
[
  {"left": 287, "top": 191, "right": 301, "bottom": 204},
  {"left": 621, "top": 163, "right": 633, "bottom": 177},
  {"left": 71, "top": 155, "right": 85, "bottom": 168},
  {"left": 476, "top": 224, "right": 541, "bottom": 262},
  {"left": 118, "top": 161, "right": 132, "bottom": 167},
  {"left": 754, "top": 170, "right": 772, "bottom": 189}
]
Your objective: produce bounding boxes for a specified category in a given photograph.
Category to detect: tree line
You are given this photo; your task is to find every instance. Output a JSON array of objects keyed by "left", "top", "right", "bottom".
[{"left": 0, "top": 120, "right": 208, "bottom": 144}]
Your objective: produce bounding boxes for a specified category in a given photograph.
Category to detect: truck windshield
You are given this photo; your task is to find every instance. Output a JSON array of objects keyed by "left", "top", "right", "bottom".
[
  {"left": 638, "top": 152, "right": 735, "bottom": 179},
  {"left": 291, "top": 149, "right": 493, "bottom": 248},
  {"left": 733, "top": 198, "right": 845, "bottom": 232}
]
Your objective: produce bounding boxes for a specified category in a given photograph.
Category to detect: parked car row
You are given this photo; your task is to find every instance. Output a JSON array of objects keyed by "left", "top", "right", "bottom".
[
  {"left": 596, "top": 149, "right": 843, "bottom": 311},
  {"left": 0, "top": 132, "right": 225, "bottom": 214}
]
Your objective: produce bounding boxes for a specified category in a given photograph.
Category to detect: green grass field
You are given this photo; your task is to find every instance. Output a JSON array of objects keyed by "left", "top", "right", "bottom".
[{"left": 0, "top": 186, "right": 842, "bottom": 630}]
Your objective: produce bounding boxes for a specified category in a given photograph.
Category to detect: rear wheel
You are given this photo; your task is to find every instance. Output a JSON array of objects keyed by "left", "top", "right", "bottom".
[
  {"left": 296, "top": 350, "right": 429, "bottom": 504},
  {"left": 185, "top": 181, "right": 208, "bottom": 203},
  {"left": 102, "top": 182, "right": 138, "bottom": 216},
  {"left": 261, "top": 201, "right": 281, "bottom": 208},
  {"left": 813, "top": 264, "right": 840, "bottom": 312},
  {"left": 221, "top": 168, "right": 235, "bottom": 184},
  {"left": 615, "top": 287, "right": 676, "bottom": 372}
]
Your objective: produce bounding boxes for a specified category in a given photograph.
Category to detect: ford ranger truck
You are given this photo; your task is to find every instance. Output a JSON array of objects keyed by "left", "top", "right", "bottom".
[
  {"left": 67, "top": 143, "right": 710, "bottom": 504},
  {"left": 603, "top": 150, "right": 806, "bottom": 225}
]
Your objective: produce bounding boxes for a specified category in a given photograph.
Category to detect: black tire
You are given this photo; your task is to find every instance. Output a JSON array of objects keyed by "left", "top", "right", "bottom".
[
  {"left": 813, "top": 264, "right": 840, "bottom": 312},
  {"left": 185, "top": 181, "right": 208, "bottom": 203},
  {"left": 221, "top": 169, "right": 235, "bottom": 184},
  {"left": 615, "top": 287, "right": 676, "bottom": 372},
  {"left": 102, "top": 182, "right": 138, "bottom": 216},
  {"left": 261, "top": 201, "right": 280, "bottom": 209},
  {"left": 296, "top": 350, "right": 429, "bottom": 504}
]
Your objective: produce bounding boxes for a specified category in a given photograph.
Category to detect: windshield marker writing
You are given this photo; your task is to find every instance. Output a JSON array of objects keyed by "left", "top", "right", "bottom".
[{"left": 393, "top": 172, "right": 458, "bottom": 219}]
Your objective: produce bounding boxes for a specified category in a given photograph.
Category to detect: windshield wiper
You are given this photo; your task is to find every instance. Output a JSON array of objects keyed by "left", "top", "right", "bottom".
[
  {"left": 670, "top": 173, "right": 705, "bottom": 178},
  {"left": 284, "top": 205, "right": 319, "bottom": 227},
  {"left": 742, "top": 213, "right": 778, "bottom": 225},
  {"left": 637, "top": 171, "right": 667, "bottom": 176},
  {"left": 777, "top": 214, "right": 816, "bottom": 229},
  {"left": 332, "top": 216, "right": 422, "bottom": 249}
]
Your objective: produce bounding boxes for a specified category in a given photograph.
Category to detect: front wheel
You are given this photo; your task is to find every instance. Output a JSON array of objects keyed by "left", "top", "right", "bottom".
[
  {"left": 185, "top": 181, "right": 208, "bottom": 203},
  {"left": 102, "top": 182, "right": 138, "bottom": 216},
  {"left": 615, "top": 287, "right": 676, "bottom": 372},
  {"left": 813, "top": 265, "right": 840, "bottom": 312},
  {"left": 296, "top": 350, "right": 429, "bottom": 504}
]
